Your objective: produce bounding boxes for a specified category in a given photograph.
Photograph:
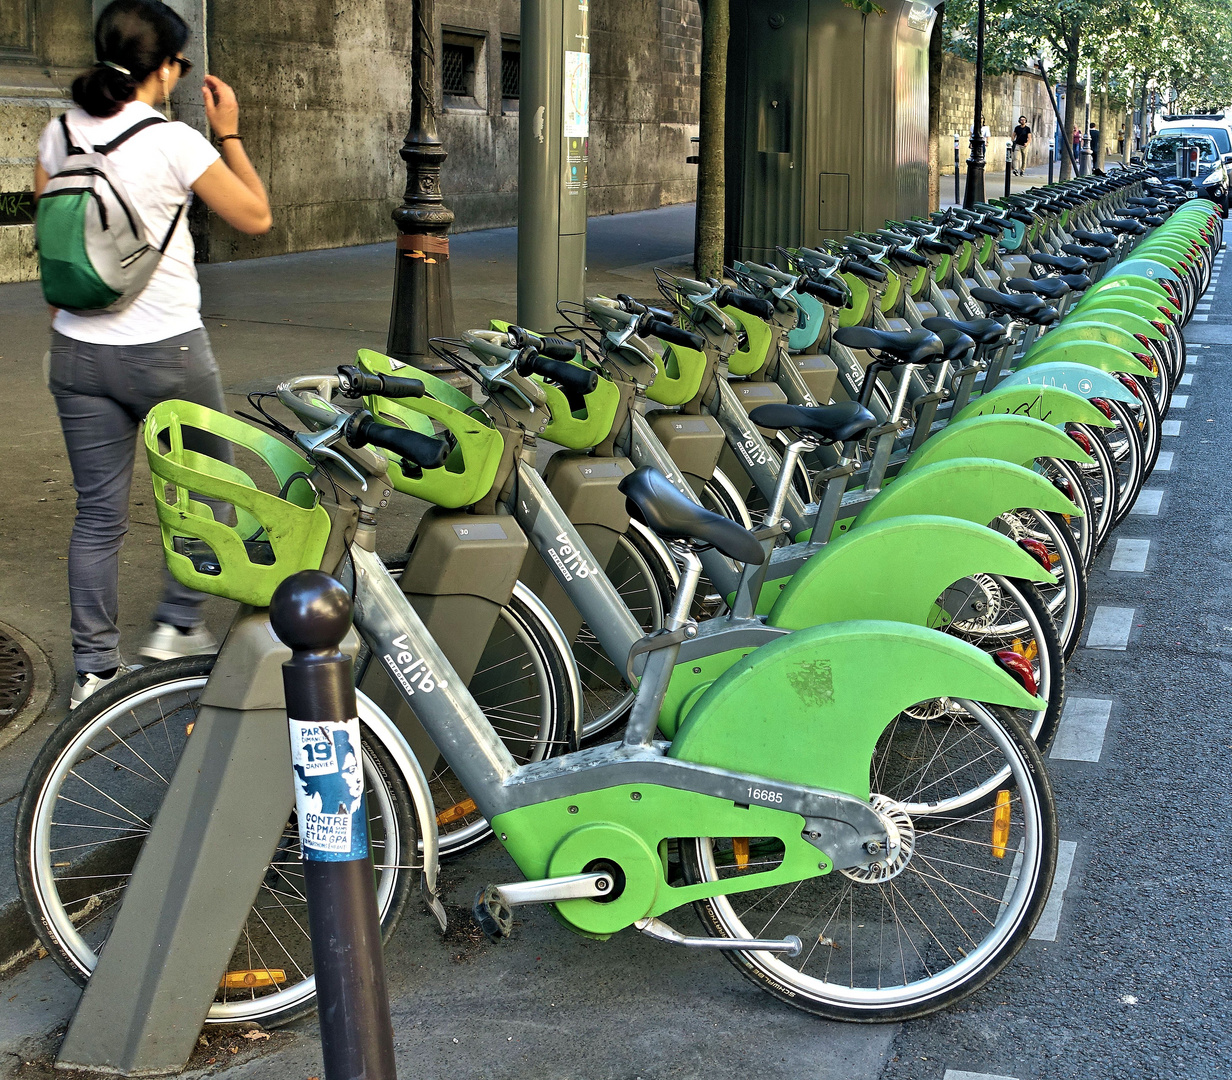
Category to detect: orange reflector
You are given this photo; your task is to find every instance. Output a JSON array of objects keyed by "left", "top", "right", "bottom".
[
  {"left": 185, "top": 722, "right": 194, "bottom": 737},
  {"left": 436, "top": 798, "right": 477, "bottom": 826},
  {"left": 220, "top": 968, "right": 285, "bottom": 990},
  {"left": 992, "top": 790, "right": 1011, "bottom": 858},
  {"left": 732, "top": 837, "right": 751, "bottom": 870}
]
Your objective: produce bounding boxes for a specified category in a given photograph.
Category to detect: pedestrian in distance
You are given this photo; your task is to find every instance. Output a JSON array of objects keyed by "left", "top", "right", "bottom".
[
  {"left": 1073, "top": 125, "right": 1082, "bottom": 161},
  {"left": 1013, "top": 115, "right": 1031, "bottom": 175},
  {"left": 33, "top": 0, "right": 272, "bottom": 708}
]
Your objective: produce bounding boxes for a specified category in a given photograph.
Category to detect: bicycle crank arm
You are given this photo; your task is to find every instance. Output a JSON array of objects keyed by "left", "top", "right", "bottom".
[
  {"left": 473, "top": 873, "right": 614, "bottom": 940},
  {"left": 635, "top": 917, "right": 802, "bottom": 956}
]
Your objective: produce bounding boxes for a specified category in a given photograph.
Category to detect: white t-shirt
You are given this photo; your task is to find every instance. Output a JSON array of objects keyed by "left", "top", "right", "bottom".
[{"left": 38, "top": 101, "right": 219, "bottom": 345}]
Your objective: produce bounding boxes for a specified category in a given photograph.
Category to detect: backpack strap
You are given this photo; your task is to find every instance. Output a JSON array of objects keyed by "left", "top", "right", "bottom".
[
  {"left": 60, "top": 114, "right": 87, "bottom": 156},
  {"left": 94, "top": 115, "right": 168, "bottom": 155},
  {"left": 158, "top": 200, "right": 187, "bottom": 252}
]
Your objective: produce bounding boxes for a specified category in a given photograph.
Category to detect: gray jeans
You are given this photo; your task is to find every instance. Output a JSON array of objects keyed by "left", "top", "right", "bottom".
[{"left": 49, "top": 328, "right": 231, "bottom": 673}]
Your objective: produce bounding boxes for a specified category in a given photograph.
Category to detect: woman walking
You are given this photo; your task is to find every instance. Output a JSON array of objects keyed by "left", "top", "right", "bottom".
[{"left": 34, "top": 0, "right": 271, "bottom": 707}]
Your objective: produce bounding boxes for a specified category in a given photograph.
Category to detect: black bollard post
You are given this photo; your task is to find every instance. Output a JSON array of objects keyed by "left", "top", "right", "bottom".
[
  {"left": 1048, "top": 146, "right": 1054, "bottom": 185},
  {"left": 270, "top": 571, "right": 398, "bottom": 1080},
  {"left": 1005, "top": 141, "right": 1013, "bottom": 197},
  {"left": 954, "top": 136, "right": 961, "bottom": 204}
]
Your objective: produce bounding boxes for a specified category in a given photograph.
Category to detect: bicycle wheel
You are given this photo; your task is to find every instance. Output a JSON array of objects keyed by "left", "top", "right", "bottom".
[
  {"left": 1102, "top": 400, "right": 1146, "bottom": 530},
  {"left": 16, "top": 655, "right": 418, "bottom": 1028},
  {"left": 992, "top": 508, "right": 1087, "bottom": 660},
  {"left": 682, "top": 702, "right": 1057, "bottom": 1022},
  {"left": 358, "top": 576, "right": 576, "bottom": 856},
  {"left": 573, "top": 527, "right": 676, "bottom": 741},
  {"left": 1069, "top": 423, "right": 1117, "bottom": 553},
  {"left": 690, "top": 466, "right": 755, "bottom": 619},
  {"left": 929, "top": 575, "right": 1064, "bottom": 753}
]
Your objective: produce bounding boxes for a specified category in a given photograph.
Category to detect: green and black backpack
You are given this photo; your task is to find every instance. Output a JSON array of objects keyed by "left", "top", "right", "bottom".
[{"left": 36, "top": 114, "right": 186, "bottom": 314}]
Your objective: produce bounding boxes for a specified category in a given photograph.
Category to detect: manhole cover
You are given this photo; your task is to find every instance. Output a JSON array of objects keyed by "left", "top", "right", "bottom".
[{"left": 0, "top": 630, "right": 33, "bottom": 728}]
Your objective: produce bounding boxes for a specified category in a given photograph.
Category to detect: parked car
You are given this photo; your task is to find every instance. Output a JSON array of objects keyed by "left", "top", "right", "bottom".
[
  {"left": 1157, "top": 113, "right": 1232, "bottom": 160},
  {"left": 1143, "top": 131, "right": 1230, "bottom": 213}
]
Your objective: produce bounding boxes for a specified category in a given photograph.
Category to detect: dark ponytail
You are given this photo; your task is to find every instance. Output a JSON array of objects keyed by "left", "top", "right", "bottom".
[{"left": 71, "top": 0, "right": 190, "bottom": 118}]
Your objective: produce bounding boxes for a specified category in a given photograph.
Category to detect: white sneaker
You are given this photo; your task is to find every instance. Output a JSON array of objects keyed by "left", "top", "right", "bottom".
[
  {"left": 141, "top": 622, "right": 218, "bottom": 662},
  {"left": 70, "top": 665, "right": 138, "bottom": 710}
]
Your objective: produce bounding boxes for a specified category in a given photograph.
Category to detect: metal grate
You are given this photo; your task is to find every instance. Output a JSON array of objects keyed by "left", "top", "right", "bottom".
[
  {"left": 442, "top": 43, "right": 471, "bottom": 97},
  {"left": 501, "top": 50, "right": 520, "bottom": 99},
  {"left": 0, "top": 628, "right": 32, "bottom": 729}
]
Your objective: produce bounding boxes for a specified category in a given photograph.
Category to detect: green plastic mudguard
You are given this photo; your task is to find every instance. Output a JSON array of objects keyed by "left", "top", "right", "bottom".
[
  {"left": 767, "top": 513, "right": 1053, "bottom": 631},
  {"left": 1077, "top": 286, "right": 1181, "bottom": 324},
  {"left": 1113, "top": 258, "right": 1184, "bottom": 285},
  {"left": 897, "top": 413, "right": 1093, "bottom": 475},
  {"left": 1017, "top": 339, "right": 1155, "bottom": 380},
  {"left": 955, "top": 383, "right": 1114, "bottom": 429},
  {"left": 997, "top": 363, "right": 1138, "bottom": 404},
  {"left": 1023, "top": 320, "right": 1158, "bottom": 362},
  {"left": 668, "top": 619, "right": 1044, "bottom": 800},
  {"left": 853, "top": 457, "right": 1080, "bottom": 529}
]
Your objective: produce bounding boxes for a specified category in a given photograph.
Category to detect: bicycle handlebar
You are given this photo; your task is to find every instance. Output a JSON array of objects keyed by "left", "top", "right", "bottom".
[
  {"left": 889, "top": 247, "right": 929, "bottom": 267},
  {"left": 716, "top": 286, "right": 775, "bottom": 320},
  {"left": 615, "top": 294, "right": 676, "bottom": 322},
  {"left": 842, "top": 258, "right": 888, "bottom": 282},
  {"left": 508, "top": 326, "right": 582, "bottom": 363},
  {"left": 513, "top": 350, "right": 599, "bottom": 399},
  {"left": 336, "top": 365, "right": 426, "bottom": 400},
  {"left": 798, "top": 276, "right": 849, "bottom": 304},
  {"left": 644, "top": 317, "right": 706, "bottom": 351},
  {"left": 346, "top": 411, "right": 450, "bottom": 470}
]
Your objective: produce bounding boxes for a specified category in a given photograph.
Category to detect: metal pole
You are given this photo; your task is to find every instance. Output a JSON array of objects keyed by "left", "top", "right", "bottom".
[
  {"left": 1048, "top": 146, "right": 1054, "bottom": 184},
  {"left": 1037, "top": 60, "right": 1080, "bottom": 177},
  {"left": 954, "top": 135, "right": 960, "bottom": 204},
  {"left": 962, "top": 0, "right": 987, "bottom": 208},
  {"left": 518, "top": 0, "right": 589, "bottom": 331},
  {"left": 388, "top": 0, "right": 457, "bottom": 378},
  {"left": 271, "top": 572, "right": 398, "bottom": 1080},
  {"left": 1004, "top": 141, "right": 1012, "bottom": 196}
]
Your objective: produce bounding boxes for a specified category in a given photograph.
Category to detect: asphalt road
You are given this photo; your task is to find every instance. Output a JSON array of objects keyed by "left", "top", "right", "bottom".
[{"left": 1, "top": 217, "right": 1229, "bottom": 1079}]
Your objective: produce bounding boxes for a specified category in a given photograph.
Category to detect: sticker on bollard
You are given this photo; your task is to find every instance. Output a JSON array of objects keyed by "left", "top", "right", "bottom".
[{"left": 289, "top": 717, "right": 368, "bottom": 859}]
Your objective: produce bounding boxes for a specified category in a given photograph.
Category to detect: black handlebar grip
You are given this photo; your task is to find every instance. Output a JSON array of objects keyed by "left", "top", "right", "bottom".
[
  {"left": 843, "top": 258, "right": 888, "bottom": 282},
  {"left": 336, "top": 365, "right": 425, "bottom": 399},
  {"left": 798, "top": 277, "right": 848, "bottom": 305},
  {"left": 941, "top": 227, "right": 979, "bottom": 242},
  {"left": 718, "top": 287, "right": 775, "bottom": 320},
  {"left": 347, "top": 412, "right": 450, "bottom": 470},
  {"left": 645, "top": 318, "right": 706, "bottom": 351},
  {"left": 1006, "top": 210, "right": 1035, "bottom": 225},
  {"left": 890, "top": 247, "right": 929, "bottom": 267},
  {"left": 537, "top": 335, "right": 581, "bottom": 362},
  {"left": 516, "top": 352, "right": 599, "bottom": 399},
  {"left": 919, "top": 237, "right": 958, "bottom": 255}
]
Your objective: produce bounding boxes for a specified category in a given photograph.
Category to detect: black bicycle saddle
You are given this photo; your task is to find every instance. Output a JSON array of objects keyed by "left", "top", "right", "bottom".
[
  {"left": 832, "top": 326, "right": 944, "bottom": 365},
  {"left": 921, "top": 315, "right": 1006, "bottom": 346},
  {"left": 619, "top": 468, "right": 765, "bottom": 565},
  {"left": 748, "top": 400, "right": 877, "bottom": 443}
]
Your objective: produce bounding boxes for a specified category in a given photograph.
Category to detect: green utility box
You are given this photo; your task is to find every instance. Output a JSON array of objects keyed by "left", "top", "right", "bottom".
[{"left": 725, "top": 0, "right": 939, "bottom": 263}]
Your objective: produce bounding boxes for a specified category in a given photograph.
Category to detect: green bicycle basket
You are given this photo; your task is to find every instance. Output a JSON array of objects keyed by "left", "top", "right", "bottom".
[
  {"left": 487, "top": 321, "right": 621, "bottom": 449},
  {"left": 357, "top": 349, "right": 504, "bottom": 508},
  {"left": 144, "top": 399, "right": 331, "bottom": 607},
  {"left": 722, "top": 304, "right": 773, "bottom": 376},
  {"left": 644, "top": 339, "right": 708, "bottom": 406}
]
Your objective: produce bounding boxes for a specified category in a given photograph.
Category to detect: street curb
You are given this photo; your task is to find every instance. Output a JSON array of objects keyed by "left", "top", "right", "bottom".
[{"left": 0, "top": 619, "right": 55, "bottom": 755}]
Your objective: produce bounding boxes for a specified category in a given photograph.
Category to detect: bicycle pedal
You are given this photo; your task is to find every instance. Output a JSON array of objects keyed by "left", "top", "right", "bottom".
[{"left": 472, "top": 884, "right": 514, "bottom": 942}]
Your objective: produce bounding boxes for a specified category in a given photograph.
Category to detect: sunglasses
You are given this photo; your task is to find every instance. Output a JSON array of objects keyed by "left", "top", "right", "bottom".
[{"left": 171, "top": 54, "right": 193, "bottom": 76}]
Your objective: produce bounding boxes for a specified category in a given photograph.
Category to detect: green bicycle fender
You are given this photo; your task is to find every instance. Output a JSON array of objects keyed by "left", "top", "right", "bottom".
[
  {"left": 1075, "top": 290, "right": 1180, "bottom": 326},
  {"left": 1133, "top": 241, "right": 1191, "bottom": 273},
  {"left": 1056, "top": 311, "right": 1165, "bottom": 342},
  {"left": 1022, "top": 320, "right": 1151, "bottom": 359},
  {"left": 668, "top": 619, "right": 1043, "bottom": 801},
  {"left": 1017, "top": 340, "right": 1155, "bottom": 380},
  {"left": 1084, "top": 277, "right": 1178, "bottom": 315},
  {"left": 997, "top": 363, "right": 1138, "bottom": 404},
  {"left": 767, "top": 514, "right": 1052, "bottom": 631},
  {"left": 787, "top": 290, "right": 825, "bottom": 352},
  {"left": 954, "top": 383, "right": 1114, "bottom": 429},
  {"left": 1101, "top": 266, "right": 1179, "bottom": 295},
  {"left": 852, "top": 457, "right": 1079, "bottom": 529},
  {"left": 897, "top": 413, "right": 1093, "bottom": 475}
]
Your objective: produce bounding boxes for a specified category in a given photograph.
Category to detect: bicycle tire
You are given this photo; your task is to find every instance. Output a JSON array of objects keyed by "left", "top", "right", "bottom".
[
  {"left": 682, "top": 702, "right": 1058, "bottom": 1022},
  {"left": 15, "top": 655, "right": 418, "bottom": 1028}
]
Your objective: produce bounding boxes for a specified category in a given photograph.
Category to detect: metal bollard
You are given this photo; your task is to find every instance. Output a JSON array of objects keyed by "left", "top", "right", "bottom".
[
  {"left": 1048, "top": 146, "right": 1054, "bottom": 185},
  {"left": 1005, "top": 141, "right": 1013, "bottom": 197},
  {"left": 954, "top": 135, "right": 961, "bottom": 204},
  {"left": 270, "top": 571, "right": 398, "bottom": 1080}
]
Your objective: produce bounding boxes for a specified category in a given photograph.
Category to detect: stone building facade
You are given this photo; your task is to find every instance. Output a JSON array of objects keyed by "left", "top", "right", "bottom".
[
  {"left": 0, "top": 0, "right": 702, "bottom": 280},
  {"left": 937, "top": 52, "right": 1055, "bottom": 173}
]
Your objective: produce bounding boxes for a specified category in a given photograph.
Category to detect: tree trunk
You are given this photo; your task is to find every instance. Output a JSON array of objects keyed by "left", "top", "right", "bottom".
[
  {"left": 1060, "top": 47, "right": 1079, "bottom": 180},
  {"left": 695, "top": 0, "right": 729, "bottom": 279},
  {"left": 1137, "top": 80, "right": 1149, "bottom": 150},
  {"left": 927, "top": 6, "right": 945, "bottom": 212},
  {"left": 1096, "top": 72, "right": 1108, "bottom": 171}
]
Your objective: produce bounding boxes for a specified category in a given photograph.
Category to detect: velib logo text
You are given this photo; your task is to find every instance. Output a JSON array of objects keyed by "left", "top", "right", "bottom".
[
  {"left": 383, "top": 634, "right": 448, "bottom": 696},
  {"left": 735, "top": 428, "right": 769, "bottom": 468},
  {"left": 548, "top": 531, "right": 593, "bottom": 582}
]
